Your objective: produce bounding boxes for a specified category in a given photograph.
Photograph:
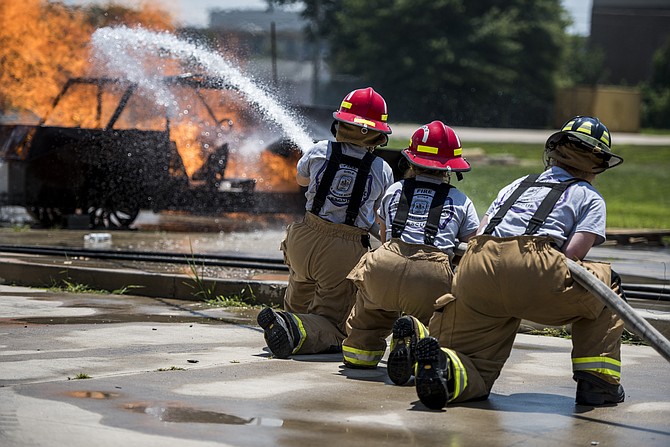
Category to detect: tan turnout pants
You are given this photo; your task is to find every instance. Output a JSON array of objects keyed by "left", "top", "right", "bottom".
[
  {"left": 342, "top": 238, "right": 453, "bottom": 367},
  {"left": 281, "top": 212, "right": 369, "bottom": 354},
  {"left": 429, "top": 235, "right": 624, "bottom": 403}
]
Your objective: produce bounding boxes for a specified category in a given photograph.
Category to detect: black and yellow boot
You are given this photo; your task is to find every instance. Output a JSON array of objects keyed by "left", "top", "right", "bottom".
[
  {"left": 387, "top": 316, "right": 419, "bottom": 385},
  {"left": 257, "top": 308, "right": 299, "bottom": 359},
  {"left": 415, "top": 337, "right": 452, "bottom": 410}
]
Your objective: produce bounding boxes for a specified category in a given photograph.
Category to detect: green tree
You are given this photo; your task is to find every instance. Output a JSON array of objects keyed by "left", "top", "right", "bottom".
[
  {"left": 559, "top": 34, "right": 608, "bottom": 87},
  {"left": 333, "top": 0, "right": 570, "bottom": 126},
  {"left": 274, "top": 0, "right": 569, "bottom": 127},
  {"left": 642, "top": 36, "right": 670, "bottom": 129}
]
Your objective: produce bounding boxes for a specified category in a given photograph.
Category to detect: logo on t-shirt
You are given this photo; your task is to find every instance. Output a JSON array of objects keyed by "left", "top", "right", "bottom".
[{"left": 328, "top": 165, "right": 371, "bottom": 207}]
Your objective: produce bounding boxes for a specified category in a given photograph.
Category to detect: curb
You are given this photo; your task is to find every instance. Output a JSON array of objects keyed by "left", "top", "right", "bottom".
[
  {"left": 1, "top": 255, "right": 668, "bottom": 340},
  {"left": 0, "top": 257, "right": 287, "bottom": 306}
]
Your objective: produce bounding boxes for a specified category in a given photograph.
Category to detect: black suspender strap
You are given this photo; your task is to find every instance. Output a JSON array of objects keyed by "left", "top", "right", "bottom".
[
  {"left": 391, "top": 178, "right": 416, "bottom": 238},
  {"left": 390, "top": 179, "right": 453, "bottom": 246},
  {"left": 524, "top": 178, "right": 582, "bottom": 235},
  {"left": 310, "top": 142, "right": 377, "bottom": 227},
  {"left": 424, "top": 182, "right": 453, "bottom": 245},
  {"left": 345, "top": 150, "right": 376, "bottom": 226},
  {"left": 310, "top": 142, "right": 342, "bottom": 216},
  {"left": 483, "top": 173, "right": 585, "bottom": 236},
  {"left": 482, "top": 174, "right": 540, "bottom": 235}
]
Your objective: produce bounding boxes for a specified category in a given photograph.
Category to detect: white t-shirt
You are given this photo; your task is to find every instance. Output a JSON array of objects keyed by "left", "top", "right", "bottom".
[
  {"left": 297, "top": 140, "right": 394, "bottom": 229},
  {"left": 379, "top": 174, "right": 480, "bottom": 256},
  {"left": 481, "top": 166, "right": 606, "bottom": 248}
]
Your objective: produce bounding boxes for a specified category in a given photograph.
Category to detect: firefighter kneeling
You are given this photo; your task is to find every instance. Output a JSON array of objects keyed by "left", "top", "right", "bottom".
[
  {"left": 257, "top": 87, "right": 394, "bottom": 359},
  {"left": 407, "top": 116, "right": 627, "bottom": 409},
  {"left": 341, "top": 121, "right": 479, "bottom": 384}
]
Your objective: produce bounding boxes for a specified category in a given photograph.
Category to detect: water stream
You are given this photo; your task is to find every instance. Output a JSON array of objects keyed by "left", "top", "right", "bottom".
[{"left": 90, "top": 26, "right": 314, "bottom": 153}]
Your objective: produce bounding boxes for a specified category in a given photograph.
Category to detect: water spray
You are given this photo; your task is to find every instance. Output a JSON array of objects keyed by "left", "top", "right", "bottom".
[{"left": 91, "top": 26, "right": 314, "bottom": 153}]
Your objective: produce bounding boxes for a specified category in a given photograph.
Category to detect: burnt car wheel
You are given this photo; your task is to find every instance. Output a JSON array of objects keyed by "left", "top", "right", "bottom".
[
  {"left": 27, "top": 207, "right": 73, "bottom": 228},
  {"left": 88, "top": 205, "right": 139, "bottom": 229}
]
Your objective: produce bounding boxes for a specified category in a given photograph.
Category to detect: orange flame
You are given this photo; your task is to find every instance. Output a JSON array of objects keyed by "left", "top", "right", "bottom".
[
  {"left": 0, "top": 0, "right": 300, "bottom": 192},
  {"left": 0, "top": 0, "right": 173, "bottom": 117}
]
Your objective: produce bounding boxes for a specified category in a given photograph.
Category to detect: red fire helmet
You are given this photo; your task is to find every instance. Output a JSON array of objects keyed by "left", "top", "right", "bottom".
[
  {"left": 402, "top": 121, "right": 471, "bottom": 172},
  {"left": 333, "top": 87, "right": 392, "bottom": 134}
]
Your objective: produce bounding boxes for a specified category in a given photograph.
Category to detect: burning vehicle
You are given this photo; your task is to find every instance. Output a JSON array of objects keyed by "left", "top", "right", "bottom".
[{"left": 0, "top": 74, "right": 306, "bottom": 228}]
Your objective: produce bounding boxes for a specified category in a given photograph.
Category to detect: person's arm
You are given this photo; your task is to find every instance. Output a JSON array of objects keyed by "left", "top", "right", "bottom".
[
  {"left": 296, "top": 173, "right": 310, "bottom": 186},
  {"left": 376, "top": 216, "right": 387, "bottom": 243},
  {"left": 563, "top": 231, "right": 597, "bottom": 260},
  {"left": 476, "top": 215, "right": 489, "bottom": 235}
]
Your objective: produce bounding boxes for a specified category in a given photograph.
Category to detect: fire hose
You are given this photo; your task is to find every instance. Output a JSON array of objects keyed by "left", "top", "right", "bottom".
[
  {"left": 564, "top": 257, "right": 670, "bottom": 364},
  {"left": 370, "top": 224, "right": 670, "bottom": 363}
]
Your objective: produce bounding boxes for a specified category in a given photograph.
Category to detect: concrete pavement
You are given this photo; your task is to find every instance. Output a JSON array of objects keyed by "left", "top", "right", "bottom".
[{"left": 1, "top": 284, "right": 669, "bottom": 447}]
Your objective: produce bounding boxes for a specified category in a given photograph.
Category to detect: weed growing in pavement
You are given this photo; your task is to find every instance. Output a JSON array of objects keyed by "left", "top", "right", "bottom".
[
  {"left": 53, "top": 257, "right": 141, "bottom": 295},
  {"left": 528, "top": 326, "right": 572, "bottom": 339},
  {"left": 48, "top": 278, "right": 141, "bottom": 295},
  {"left": 205, "top": 286, "right": 258, "bottom": 308},
  {"left": 621, "top": 329, "right": 649, "bottom": 346},
  {"left": 184, "top": 248, "right": 216, "bottom": 301},
  {"left": 50, "top": 279, "right": 101, "bottom": 294},
  {"left": 111, "top": 285, "right": 144, "bottom": 295},
  {"left": 182, "top": 242, "right": 259, "bottom": 307},
  {"left": 69, "top": 373, "right": 92, "bottom": 380},
  {"left": 156, "top": 366, "right": 186, "bottom": 371}
]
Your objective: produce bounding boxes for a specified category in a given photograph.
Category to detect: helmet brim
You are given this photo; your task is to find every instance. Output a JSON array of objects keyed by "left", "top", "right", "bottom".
[
  {"left": 546, "top": 131, "right": 623, "bottom": 168},
  {"left": 402, "top": 149, "right": 471, "bottom": 172},
  {"left": 333, "top": 111, "right": 392, "bottom": 134}
]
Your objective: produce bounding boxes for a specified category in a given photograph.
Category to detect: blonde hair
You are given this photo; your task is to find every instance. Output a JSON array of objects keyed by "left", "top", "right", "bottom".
[{"left": 406, "top": 165, "right": 451, "bottom": 183}]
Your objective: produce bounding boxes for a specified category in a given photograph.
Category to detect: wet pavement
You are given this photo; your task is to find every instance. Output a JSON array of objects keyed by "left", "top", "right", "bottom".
[
  {"left": 1, "top": 211, "right": 669, "bottom": 446},
  {"left": 1, "top": 284, "right": 669, "bottom": 447}
]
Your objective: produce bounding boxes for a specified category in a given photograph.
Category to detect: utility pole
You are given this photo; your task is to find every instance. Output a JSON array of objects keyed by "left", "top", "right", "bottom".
[
  {"left": 271, "top": 21, "right": 278, "bottom": 87},
  {"left": 310, "top": 0, "right": 323, "bottom": 105}
]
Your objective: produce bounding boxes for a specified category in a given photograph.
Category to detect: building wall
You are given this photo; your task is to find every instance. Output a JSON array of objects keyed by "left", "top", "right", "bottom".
[
  {"left": 554, "top": 86, "right": 641, "bottom": 132},
  {"left": 591, "top": 0, "right": 670, "bottom": 85}
]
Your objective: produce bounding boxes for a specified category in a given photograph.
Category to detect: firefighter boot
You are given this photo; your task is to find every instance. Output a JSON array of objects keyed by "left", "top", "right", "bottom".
[
  {"left": 387, "top": 316, "right": 418, "bottom": 385},
  {"left": 574, "top": 371, "right": 625, "bottom": 406},
  {"left": 257, "top": 307, "right": 298, "bottom": 359},
  {"left": 415, "top": 337, "right": 452, "bottom": 410}
]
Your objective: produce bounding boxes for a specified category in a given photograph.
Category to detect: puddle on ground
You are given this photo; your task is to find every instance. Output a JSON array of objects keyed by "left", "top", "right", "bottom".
[
  {"left": 68, "top": 390, "right": 120, "bottom": 399},
  {"left": 13, "top": 312, "right": 256, "bottom": 326},
  {"left": 11, "top": 301, "right": 262, "bottom": 326},
  {"left": 123, "top": 403, "right": 283, "bottom": 426}
]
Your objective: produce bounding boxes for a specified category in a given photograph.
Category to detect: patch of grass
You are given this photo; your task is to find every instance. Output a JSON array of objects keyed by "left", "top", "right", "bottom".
[
  {"left": 621, "top": 329, "right": 649, "bottom": 346},
  {"left": 69, "top": 373, "right": 91, "bottom": 380},
  {"left": 640, "top": 128, "right": 670, "bottom": 135},
  {"left": 386, "top": 140, "right": 670, "bottom": 229},
  {"left": 528, "top": 326, "right": 572, "bottom": 339},
  {"left": 183, "top": 241, "right": 258, "bottom": 307},
  {"left": 205, "top": 286, "right": 257, "bottom": 308},
  {"left": 112, "top": 285, "right": 144, "bottom": 295},
  {"left": 50, "top": 280, "right": 103, "bottom": 294},
  {"left": 456, "top": 164, "right": 540, "bottom": 219},
  {"left": 49, "top": 278, "right": 141, "bottom": 296},
  {"left": 11, "top": 223, "right": 30, "bottom": 231},
  {"left": 156, "top": 366, "right": 185, "bottom": 371}
]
